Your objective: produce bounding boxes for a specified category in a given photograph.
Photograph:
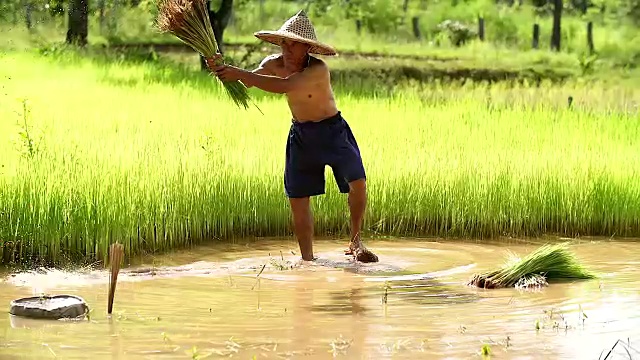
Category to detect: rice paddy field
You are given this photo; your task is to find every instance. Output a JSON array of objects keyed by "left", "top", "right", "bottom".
[
  {"left": 2, "top": 0, "right": 640, "bottom": 356},
  {"left": 0, "top": 47, "right": 639, "bottom": 268}
]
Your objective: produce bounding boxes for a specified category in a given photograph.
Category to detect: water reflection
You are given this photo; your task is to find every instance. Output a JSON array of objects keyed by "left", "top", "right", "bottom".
[
  {"left": 291, "top": 278, "right": 316, "bottom": 357},
  {"left": 108, "top": 318, "right": 123, "bottom": 360},
  {"left": 310, "top": 287, "right": 369, "bottom": 316}
]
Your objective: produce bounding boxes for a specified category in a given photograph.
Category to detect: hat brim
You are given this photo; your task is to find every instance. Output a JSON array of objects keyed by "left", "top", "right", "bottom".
[{"left": 254, "top": 30, "right": 337, "bottom": 56}]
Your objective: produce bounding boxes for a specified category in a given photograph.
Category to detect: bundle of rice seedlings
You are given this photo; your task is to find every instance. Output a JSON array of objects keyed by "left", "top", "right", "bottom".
[
  {"left": 155, "top": 0, "right": 253, "bottom": 110},
  {"left": 467, "top": 242, "right": 597, "bottom": 289}
]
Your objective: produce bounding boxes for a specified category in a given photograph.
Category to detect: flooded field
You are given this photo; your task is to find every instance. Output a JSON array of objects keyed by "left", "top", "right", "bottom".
[{"left": 1, "top": 237, "right": 639, "bottom": 359}]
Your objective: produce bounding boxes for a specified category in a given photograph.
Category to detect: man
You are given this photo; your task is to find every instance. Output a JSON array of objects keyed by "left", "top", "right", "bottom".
[{"left": 206, "top": 10, "right": 378, "bottom": 263}]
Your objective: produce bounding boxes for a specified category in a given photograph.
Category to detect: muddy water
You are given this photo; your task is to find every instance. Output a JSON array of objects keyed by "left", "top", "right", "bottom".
[{"left": 1, "top": 238, "right": 639, "bottom": 359}]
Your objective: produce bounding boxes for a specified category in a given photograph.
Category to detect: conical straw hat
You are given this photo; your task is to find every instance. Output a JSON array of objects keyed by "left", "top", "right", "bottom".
[{"left": 254, "top": 10, "right": 337, "bottom": 56}]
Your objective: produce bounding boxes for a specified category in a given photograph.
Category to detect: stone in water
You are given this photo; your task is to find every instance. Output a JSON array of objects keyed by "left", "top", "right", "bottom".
[{"left": 9, "top": 295, "right": 89, "bottom": 320}]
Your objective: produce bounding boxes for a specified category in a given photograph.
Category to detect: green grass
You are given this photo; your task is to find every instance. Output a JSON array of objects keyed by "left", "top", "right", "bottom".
[{"left": 0, "top": 48, "right": 639, "bottom": 267}]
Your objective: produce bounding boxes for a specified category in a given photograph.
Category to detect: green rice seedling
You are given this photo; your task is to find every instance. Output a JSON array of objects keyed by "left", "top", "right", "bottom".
[
  {"left": 481, "top": 343, "right": 491, "bottom": 357},
  {"left": 467, "top": 243, "right": 597, "bottom": 289},
  {"left": 268, "top": 251, "right": 294, "bottom": 270}
]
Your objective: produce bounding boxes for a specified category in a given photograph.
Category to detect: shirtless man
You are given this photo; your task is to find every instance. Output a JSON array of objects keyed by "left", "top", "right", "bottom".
[{"left": 205, "top": 10, "right": 378, "bottom": 263}]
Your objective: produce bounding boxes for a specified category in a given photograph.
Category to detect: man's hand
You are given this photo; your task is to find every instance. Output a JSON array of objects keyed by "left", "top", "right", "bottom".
[
  {"left": 205, "top": 54, "right": 248, "bottom": 82},
  {"left": 212, "top": 64, "right": 249, "bottom": 82},
  {"left": 205, "top": 53, "right": 223, "bottom": 72}
]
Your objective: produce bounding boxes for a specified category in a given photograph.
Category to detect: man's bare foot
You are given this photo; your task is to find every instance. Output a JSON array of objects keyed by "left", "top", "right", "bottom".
[
  {"left": 344, "top": 237, "right": 362, "bottom": 255},
  {"left": 354, "top": 247, "right": 379, "bottom": 263},
  {"left": 343, "top": 236, "right": 379, "bottom": 263},
  {"left": 344, "top": 243, "right": 357, "bottom": 255}
]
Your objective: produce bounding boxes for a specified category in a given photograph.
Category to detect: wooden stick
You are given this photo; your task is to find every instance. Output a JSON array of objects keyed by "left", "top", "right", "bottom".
[{"left": 108, "top": 243, "right": 124, "bottom": 315}]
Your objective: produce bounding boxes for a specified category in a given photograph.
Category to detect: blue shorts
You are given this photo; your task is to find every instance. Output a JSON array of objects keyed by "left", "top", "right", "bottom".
[{"left": 284, "top": 111, "right": 366, "bottom": 198}]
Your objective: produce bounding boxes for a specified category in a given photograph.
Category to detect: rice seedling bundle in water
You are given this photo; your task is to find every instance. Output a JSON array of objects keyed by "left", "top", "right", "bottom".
[
  {"left": 468, "top": 243, "right": 597, "bottom": 289},
  {"left": 155, "top": 0, "right": 251, "bottom": 110}
]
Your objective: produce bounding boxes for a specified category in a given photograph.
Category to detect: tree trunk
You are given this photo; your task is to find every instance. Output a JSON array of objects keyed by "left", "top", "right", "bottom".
[
  {"left": 199, "top": 0, "right": 234, "bottom": 71},
  {"left": 550, "top": 0, "right": 562, "bottom": 51},
  {"left": 66, "top": 0, "right": 89, "bottom": 46},
  {"left": 586, "top": 21, "right": 594, "bottom": 54},
  {"left": 25, "top": 0, "right": 33, "bottom": 30},
  {"left": 403, "top": 0, "right": 410, "bottom": 12},
  {"left": 400, "top": 0, "right": 410, "bottom": 24},
  {"left": 411, "top": 16, "right": 421, "bottom": 39},
  {"left": 98, "top": 0, "right": 106, "bottom": 34},
  {"left": 108, "top": 0, "right": 120, "bottom": 34},
  {"left": 532, "top": 23, "right": 540, "bottom": 49}
]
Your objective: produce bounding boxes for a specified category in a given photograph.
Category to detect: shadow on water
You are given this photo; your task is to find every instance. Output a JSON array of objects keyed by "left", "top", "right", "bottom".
[
  {"left": 310, "top": 287, "right": 371, "bottom": 316},
  {"left": 379, "top": 279, "right": 480, "bottom": 305},
  {"left": 312, "top": 279, "right": 480, "bottom": 316}
]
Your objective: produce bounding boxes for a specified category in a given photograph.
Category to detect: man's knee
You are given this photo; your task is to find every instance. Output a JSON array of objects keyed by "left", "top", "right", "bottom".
[
  {"left": 348, "top": 178, "right": 366, "bottom": 193},
  {"left": 289, "top": 197, "right": 311, "bottom": 215},
  {"left": 289, "top": 197, "right": 313, "bottom": 232}
]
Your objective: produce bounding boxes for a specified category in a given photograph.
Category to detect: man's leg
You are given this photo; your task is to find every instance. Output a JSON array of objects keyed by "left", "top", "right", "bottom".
[
  {"left": 343, "top": 178, "right": 378, "bottom": 263},
  {"left": 286, "top": 178, "right": 324, "bottom": 261},
  {"left": 327, "top": 116, "right": 378, "bottom": 262},
  {"left": 285, "top": 123, "right": 325, "bottom": 261},
  {"left": 289, "top": 197, "right": 315, "bottom": 261},
  {"left": 347, "top": 178, "right": 367, "bottom": 250}
]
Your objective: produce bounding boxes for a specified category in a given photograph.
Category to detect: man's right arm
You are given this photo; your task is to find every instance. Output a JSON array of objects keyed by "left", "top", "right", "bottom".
[
  {"left": 250, "top": 54, "right": 279, "bottom": 77},
  {"left": 206, "top": 53, "right": 278, "bottom": 80}
]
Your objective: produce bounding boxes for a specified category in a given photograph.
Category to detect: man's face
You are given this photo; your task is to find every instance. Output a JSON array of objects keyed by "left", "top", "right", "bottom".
[{"left": 281, "top": 39, "right": 310, "bottom": 59}]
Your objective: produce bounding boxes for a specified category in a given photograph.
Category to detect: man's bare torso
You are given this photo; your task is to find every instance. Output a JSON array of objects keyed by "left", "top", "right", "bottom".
[{"left": 259, "top": 54, "right": 339, "bottom": 122}]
